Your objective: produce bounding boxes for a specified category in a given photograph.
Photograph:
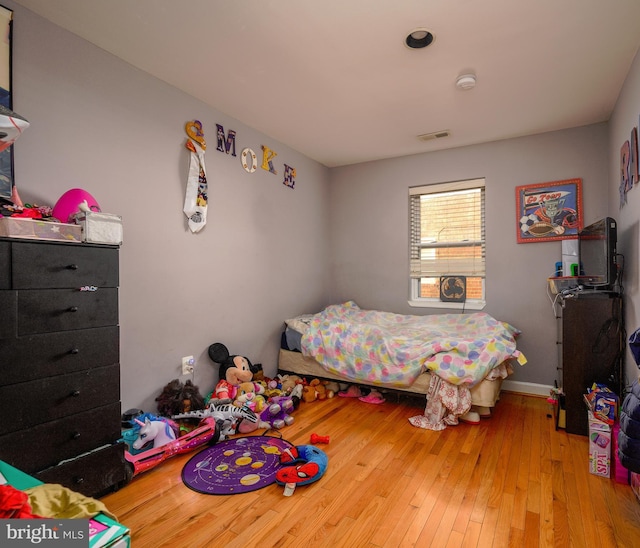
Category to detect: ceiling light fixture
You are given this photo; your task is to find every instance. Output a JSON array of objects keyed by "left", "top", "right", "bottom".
[
  {"left": 405, "top": 28, "right": 434, "bottom": 49},
  {"left": 456, "top": 73, "right": 477, "bottom": 90}
]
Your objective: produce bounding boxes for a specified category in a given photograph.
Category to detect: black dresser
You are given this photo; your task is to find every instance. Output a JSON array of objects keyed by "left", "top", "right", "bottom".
[{"left": 0, "top": 238, "right": 128, "bottom": 497}]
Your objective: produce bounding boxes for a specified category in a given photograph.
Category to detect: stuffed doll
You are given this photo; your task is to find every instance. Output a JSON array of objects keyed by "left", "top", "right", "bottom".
[
  {"left": 208, "top": 342, "right": 255, "bottom": 404},
  {"left": 156, "top": 379, "right": 205, "bottom": 417}
]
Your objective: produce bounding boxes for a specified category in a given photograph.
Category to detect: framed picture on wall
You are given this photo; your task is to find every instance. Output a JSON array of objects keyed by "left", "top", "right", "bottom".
[
  {"left": 0, "top": 4, "right": 12, "bottom": 200},
  {"left": 515, "top": 178, "right": 583, "bottom": 243}
]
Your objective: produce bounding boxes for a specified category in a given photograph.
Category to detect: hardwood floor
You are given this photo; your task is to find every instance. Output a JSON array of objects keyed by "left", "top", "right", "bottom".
[{"left": 101, "top": 392, "right": 640, "bottom": 547}]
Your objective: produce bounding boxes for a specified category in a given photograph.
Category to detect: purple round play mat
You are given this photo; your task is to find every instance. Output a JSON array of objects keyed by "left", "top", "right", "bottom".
[{"left": 181, "top": 435, "right": 294, "bottom": 495}]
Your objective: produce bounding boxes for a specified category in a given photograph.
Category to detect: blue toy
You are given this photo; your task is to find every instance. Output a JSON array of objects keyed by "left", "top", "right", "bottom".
[{"left": 275, "top": 444, "right": 328, "bottom": 495}]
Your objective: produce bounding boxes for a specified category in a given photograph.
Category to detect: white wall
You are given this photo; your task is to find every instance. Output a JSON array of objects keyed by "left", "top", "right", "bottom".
[
  {"left": 329, "top": 124, "right": 610, "bottom": 388},
  {"left": 7, "top": 3, "right": 332, "bottom": 412},
  {"left": 609, "top": 47, "right": 640, "bottom": 388}
]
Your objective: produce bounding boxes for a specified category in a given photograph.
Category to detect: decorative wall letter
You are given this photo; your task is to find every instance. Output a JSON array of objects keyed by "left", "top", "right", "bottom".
[
  {"left": 241, "top": 148, "right": 257, "bottom": 173},
  {"left": 261, "top": 145, "right": 278, "bottom": 175},
  {"left": 216, "top": 124, "right": 237, "bottom": 156},
  {"left": 283, "top": 164, "right": 296, "bottom": 189}
]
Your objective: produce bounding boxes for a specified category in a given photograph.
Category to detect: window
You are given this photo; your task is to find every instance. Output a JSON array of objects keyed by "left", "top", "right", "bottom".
[{"left": 409, "top": 178, "right": 486, "bottom": 308}]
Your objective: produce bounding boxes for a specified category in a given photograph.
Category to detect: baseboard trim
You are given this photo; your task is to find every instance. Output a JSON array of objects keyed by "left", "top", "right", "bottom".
[{"left": 502, "top": 380, "right": 552, "bottom": 397}]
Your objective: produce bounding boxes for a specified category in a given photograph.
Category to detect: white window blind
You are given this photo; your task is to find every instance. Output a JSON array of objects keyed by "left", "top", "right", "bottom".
[{"left": 409, "top": 179, "right": 485, "bottom": 280}]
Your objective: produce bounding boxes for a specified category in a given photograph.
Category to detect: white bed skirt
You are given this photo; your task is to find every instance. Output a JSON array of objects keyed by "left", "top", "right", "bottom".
[{"left": 278, "top": 348, "right": 507, "bottom": 408}]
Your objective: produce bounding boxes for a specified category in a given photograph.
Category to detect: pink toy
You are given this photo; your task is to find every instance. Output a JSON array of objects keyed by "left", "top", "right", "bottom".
[{"left": 52, "top": 188, "right": 101, "bottom": 223}]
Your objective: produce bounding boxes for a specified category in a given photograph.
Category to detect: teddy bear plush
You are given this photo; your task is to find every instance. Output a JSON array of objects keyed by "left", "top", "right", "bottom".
[
  {"left": 207, "top": 342, "right": 255, "bottom": 404},
  {"left": 302, "top": 383, "right": 318, "bottom": 403},
  {"left": 233, "top": 381, "right": 266, "bottom": 412}
]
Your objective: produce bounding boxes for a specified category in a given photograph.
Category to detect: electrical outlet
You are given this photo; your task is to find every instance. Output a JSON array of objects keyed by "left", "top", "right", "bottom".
[{"left": 182, "top": 355, "right": 194, "bottom": 375}]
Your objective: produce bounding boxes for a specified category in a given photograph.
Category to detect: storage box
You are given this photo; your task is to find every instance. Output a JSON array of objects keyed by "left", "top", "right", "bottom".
[
  {"left": 71, "top": 211, "right": 123, "bottom": 245},
  {"left": 612, "top": 423, "right": 630, "bottom": 484},
  {"left": 588, "top": 410, "right": 611, "bottom": 477},
  {"left": 0, "top": 216, "right": 82, "bottom": 242},
  {"left": 547, "top": 276, "right": 583, "bottom": 295}
]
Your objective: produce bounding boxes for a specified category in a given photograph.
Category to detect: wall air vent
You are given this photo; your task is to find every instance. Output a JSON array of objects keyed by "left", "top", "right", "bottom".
[{"left": 417, "top": 130, "right": 450, "bottom": 142}]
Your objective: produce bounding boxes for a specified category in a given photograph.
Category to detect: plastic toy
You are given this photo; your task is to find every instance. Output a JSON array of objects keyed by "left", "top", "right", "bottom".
[
  {"left": 52, "top": 188, "right": 101, "bottom": 223},
  {"left": 173, "top": 401, "right": 267, "bottom": 440},
  {"left": 260, "top": 396, "right": 295, "bottom": 429},
  {"left": 124, "top": 417, "right": 220, "bottom": 478},
  {"left": 132, "top": 416, "right": 177, "bottom": 450},
  {"left": 310, "top": 433, "right": 330, "bottom": 444}
]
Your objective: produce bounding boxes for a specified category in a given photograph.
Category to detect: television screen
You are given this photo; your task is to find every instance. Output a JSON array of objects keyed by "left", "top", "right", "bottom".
[{"left": 578, "top": 217, "right": 617, "bottom": 290}]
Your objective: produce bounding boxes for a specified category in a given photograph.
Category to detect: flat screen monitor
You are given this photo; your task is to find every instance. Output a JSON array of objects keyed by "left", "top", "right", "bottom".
[{"left": 578, "top": 217, "right": 617, "bottom": 290}]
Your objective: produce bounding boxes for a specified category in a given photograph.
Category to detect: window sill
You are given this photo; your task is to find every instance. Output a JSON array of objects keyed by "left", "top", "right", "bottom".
[{"left": 408, "top": 299, "right": 486, "bottom": 310}]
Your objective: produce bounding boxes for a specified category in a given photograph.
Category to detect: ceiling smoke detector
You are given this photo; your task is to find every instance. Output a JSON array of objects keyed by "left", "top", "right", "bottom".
[
  {"left": 417, "top": 130, "right": 450, "bottom": 142},
  {"left": 456, "top": 74, "right": 476, "bottom": 90}
]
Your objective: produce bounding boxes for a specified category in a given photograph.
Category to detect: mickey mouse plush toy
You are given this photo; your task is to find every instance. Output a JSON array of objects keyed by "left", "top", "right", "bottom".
[{"left": 208, "top": 342, "right": 256, "bottom": 404}]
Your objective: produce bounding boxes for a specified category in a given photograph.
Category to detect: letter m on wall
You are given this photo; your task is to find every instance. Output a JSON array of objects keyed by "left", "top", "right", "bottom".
[{"left": 216, "top": 124, "right": 237, "bottom": 156}]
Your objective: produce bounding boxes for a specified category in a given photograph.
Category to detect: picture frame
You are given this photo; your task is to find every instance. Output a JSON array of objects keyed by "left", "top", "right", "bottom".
[
  {"left": 515, "top": 178, "right": 583, "bottom": 243},
  {"left": 0, "top": 4, "right": 13, "bottom": 200}
]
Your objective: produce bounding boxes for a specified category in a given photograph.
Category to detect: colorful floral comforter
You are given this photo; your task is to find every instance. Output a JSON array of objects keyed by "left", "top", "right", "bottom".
[{"left": 300, "top": 301, "right": 520, "bottom": 388}]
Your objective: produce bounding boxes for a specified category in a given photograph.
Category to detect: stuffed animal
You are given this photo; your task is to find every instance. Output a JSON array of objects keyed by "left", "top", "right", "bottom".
[
  {"left": 234, "top": 381, "right": 266, "bottom": 412},
  {"left": 208, "top": 342, "right": 255, "bottom": 404},
  {"left": 275, "top": 445, "right": 328, "bottom": 494},
  {"left": 279, "top": 374, "right": 304, "bottom": 395},
  {"left": 302, "top": 384, "right": 318, "bottom": 403},
  {"left": 155, "top": 379, "right": 205, "bottom": 417},
  {"left": 323, "top": 381, "right": 340, "bottom": 398},
  {"left": 313, "top": 379, "right": 328, "bottom": 401},
  {"left": 260, "top": 396, "right": 295, "bottom": 429}
]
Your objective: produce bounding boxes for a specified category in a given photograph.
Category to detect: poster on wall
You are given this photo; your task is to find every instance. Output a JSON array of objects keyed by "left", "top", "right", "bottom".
[
  {"left": 0, "top": 4, "right": 12, "bottom": 200},
  {"left": 515, "top": 178, "right": 583, "bottom": 243}
]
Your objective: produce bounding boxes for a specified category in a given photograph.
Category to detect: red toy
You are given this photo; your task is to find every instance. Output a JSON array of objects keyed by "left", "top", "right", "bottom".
[{"left": 310, "top": 433, "right": 330, "bottom": 444}]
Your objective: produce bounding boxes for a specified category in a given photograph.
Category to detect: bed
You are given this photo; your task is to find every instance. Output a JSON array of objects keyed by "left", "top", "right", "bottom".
[{"left": 278, "top": 301, "right": 524, "bottom": 430}]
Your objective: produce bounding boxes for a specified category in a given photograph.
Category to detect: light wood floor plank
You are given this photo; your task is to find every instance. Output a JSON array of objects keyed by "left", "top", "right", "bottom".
[{"left": 99, "top": 392, "right": 640, "bottom": 547}]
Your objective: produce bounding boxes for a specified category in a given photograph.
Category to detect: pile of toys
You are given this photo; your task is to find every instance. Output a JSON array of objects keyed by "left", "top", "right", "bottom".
[
  {"left": 584, "top": 383, "right": 618, "bottom": 425},
  {"left": 121, "top": 341, "right": 350, "bottom": 477}
]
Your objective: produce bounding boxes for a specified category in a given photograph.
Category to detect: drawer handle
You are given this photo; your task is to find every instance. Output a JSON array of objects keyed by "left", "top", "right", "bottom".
[
  {"left": 67, "top": 264, "right": 79, "bottom": 270},
  {"left": 68, "top": 306, "right": 79, "bottom": 312},
  {"left": 71, "top": 390, "right": 80, "bottom": 397},
  {"left": 72, "top": 431, "right": 81, "bottom": 439},
  {"left": 70, "top": 348, "right": 79, "bottom": 355}
]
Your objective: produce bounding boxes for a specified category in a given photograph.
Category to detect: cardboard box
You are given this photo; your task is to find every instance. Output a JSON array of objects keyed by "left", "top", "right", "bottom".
[
  {"left": 72, "top": 211, "right": 123, "bottom": 245},
  {"left": 0, "top": 216, "right": 82, "bottom": 242},
  {"left": 588, "top": 410, "right": 611, "bottom": 477}
]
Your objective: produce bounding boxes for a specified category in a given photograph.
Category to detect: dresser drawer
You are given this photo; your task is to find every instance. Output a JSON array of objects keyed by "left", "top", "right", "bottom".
[
  {"left": 0, "top": 241, "right": 9, "bottom": 289},
  {"left": 16, "top": 288, "right": 118, "bottom": 335},
  {"left": 0, "top": 326, "right": 119, "bottom": 384},
  {"left": 0, "top": 364, "right": 120, "bottom": 435},
  {"left": 0, "top": 402, "right": 121, "bottom": 475},
  {"left": 36, "top": 442, "right": 128, "bottom": 498},
  {"left": 11, "top": 241, "right": 118, "bottom": 289}
]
